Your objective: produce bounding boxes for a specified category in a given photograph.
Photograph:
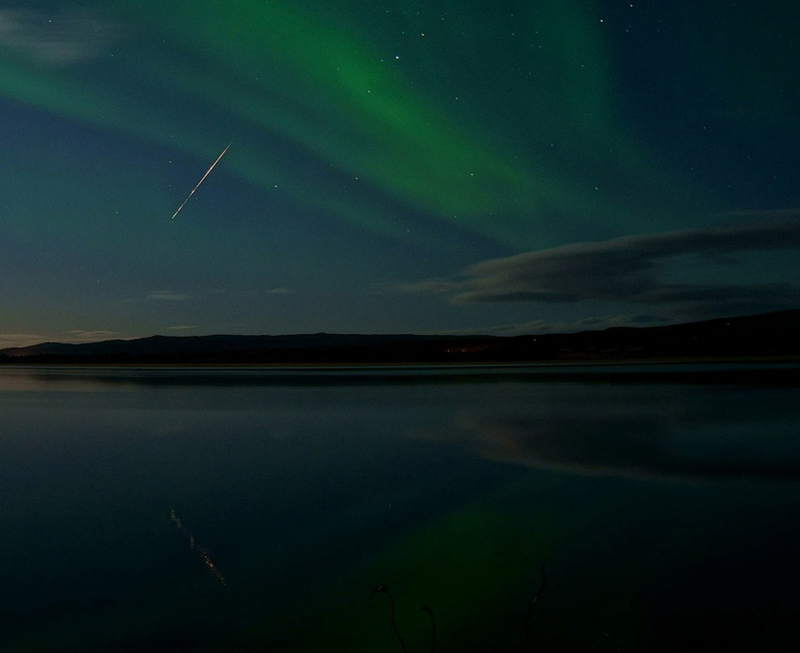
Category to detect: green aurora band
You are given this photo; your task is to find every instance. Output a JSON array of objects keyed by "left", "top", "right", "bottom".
[{"left": 0, "top": 0, "right": 700, "bottom": 248}]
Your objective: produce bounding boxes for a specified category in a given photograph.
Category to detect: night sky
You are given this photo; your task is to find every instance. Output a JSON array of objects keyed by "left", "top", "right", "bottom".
[{"left": 1, "top": 0, "right": 798, "bottom": 347}]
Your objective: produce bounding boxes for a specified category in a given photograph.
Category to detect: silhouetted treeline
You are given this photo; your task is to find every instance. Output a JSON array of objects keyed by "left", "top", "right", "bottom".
[{"left": 1, "top": 309, "right": 799, "bottom": 366}]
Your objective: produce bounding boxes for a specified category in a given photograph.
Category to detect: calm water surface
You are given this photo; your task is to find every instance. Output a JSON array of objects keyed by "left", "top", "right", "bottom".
[{"left": 1, "top": 364, "right": 799, "bottom": 652}]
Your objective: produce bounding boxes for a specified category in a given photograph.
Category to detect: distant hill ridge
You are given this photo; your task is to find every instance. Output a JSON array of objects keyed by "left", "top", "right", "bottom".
[
  {"left": 1, "top": 309, "right": 799, "bottom": 364},
  {"left": 0, "top": 333, "right": 464, "bottom": 357}
]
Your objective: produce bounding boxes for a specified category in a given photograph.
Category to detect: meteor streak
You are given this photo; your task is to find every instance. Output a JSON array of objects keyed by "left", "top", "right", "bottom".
[{"left": 170, "top": 143, "right": 231, "bottom": 219}]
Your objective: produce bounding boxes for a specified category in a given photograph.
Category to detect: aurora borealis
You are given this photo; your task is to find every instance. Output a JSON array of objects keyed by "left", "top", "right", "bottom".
[{"left": 1, "top": 0, "right": 798, "bottom": 346}]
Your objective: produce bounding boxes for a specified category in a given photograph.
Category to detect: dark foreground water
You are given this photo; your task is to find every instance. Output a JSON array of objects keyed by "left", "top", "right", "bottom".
[{"left": 1, "top": 364, "right": 799, "bottom": 652}]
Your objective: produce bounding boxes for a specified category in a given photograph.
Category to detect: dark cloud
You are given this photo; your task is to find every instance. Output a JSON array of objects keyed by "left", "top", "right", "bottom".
[
  {"left": 625, "top": 314, "right": 672, "bottom": 325},
  {"left": 67, "top": 330, "right": 118, "bottom": 340},
  {"left": 432, "top": 312, "right": 674, "bottom": 336},
  {"left": 398, "top": 218, "right": 800, "bottom": 317},
  {"left": 634, "top": 282, "right": 798, "bottom": 304},
  {"left": 148, "top": 290, "right": 190, "bottom": 302},
  {"left": 0, "top": 8, "right": 116, "bottom": 67}
]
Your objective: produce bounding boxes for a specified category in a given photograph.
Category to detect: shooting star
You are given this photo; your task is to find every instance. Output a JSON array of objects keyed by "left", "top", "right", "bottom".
[{"left": 170, "top": 142, "right": 231, "bottom": 219}]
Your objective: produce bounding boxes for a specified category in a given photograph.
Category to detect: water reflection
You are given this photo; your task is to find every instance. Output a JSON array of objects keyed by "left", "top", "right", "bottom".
[
  {"left": 0, "top": 366, "right": 117, "bottom": 392},
  {"left": 448, "top": 416, "right": 800, "bottom": 481},
  {"left": 2, "top": 361, "right": 799, "bottom": 391},
  {"left": 171, "top": 509, "right": 227, "bottom": 587},
  {"left": 1, "top": 365, "right": 799, "bottom": 652}
]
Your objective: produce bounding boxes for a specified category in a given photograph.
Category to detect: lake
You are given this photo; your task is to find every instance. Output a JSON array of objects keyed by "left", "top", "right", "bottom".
[{"left": 1, "top": 364, "right": 799, "bottom": 652}]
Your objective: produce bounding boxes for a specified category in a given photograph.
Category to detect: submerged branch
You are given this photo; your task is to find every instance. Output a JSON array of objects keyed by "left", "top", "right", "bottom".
[
  {"left": 524, "top": 564, "right": 547, "bottom": 652},
  {"left": 422, "top": 605, "right": 436, "bottom": 652},
  {"left": 374, "top": 585, "right": 410, "bottom": 653}
]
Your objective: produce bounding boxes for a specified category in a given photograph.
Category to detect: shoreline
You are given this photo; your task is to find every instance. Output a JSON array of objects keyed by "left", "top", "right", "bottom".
[
  {"left": 2, "top": 354, "right": 800, "bottom": 369},
  {"left": 3, "top": 358, "right": 799, "bottom": 388}
]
